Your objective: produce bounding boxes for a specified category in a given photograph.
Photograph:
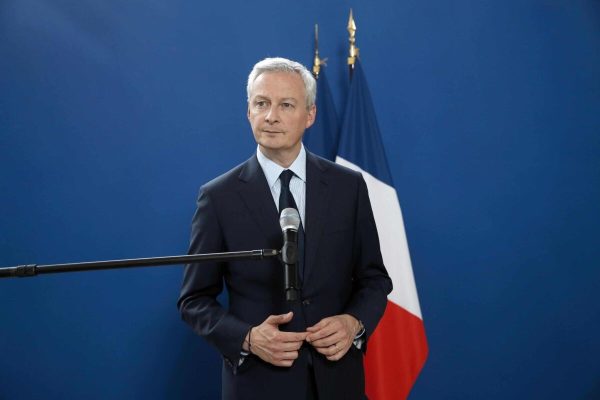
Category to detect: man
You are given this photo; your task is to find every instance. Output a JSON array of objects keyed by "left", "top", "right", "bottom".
[{"left": 178, "top": 57, "right": 392, "bottom": 400}]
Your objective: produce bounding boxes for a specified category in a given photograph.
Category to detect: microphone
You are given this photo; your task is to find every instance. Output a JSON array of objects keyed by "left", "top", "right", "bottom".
[{"left": 279, "top": 207, "right": 300, "bottom": 301}]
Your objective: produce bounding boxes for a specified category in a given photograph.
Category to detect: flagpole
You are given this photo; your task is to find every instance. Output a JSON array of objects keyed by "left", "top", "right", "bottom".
[
  {"left": 339, "top": 12, "right": 429, "bottom": 398},
  {"left": 313, "top": 24, "right": 322, "bottom": 78},
  {"left": 304, "top": 23, "right": 339, "bottom": 161}
]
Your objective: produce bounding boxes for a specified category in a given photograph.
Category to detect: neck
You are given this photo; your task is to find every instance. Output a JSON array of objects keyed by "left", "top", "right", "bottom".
[{"left": 259, "top": 145, "right": 301, "bottom": 168}]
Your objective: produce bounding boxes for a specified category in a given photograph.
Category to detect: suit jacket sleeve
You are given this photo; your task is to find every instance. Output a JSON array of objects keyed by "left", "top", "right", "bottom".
[
  {"left": 177, "top": 186, "right": 250, "bottom": 366},
  {"left": 343, "top": 175, "right": 393, "bottom": 342}
]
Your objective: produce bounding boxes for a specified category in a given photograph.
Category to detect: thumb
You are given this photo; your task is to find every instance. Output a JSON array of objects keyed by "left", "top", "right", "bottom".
[{"left": 265, "top": 311, "right": 293, "bottom": 326}]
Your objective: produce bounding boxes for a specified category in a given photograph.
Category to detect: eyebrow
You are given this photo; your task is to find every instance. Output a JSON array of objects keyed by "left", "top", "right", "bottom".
[{"left": 252, "top": 96, "right": 298, "bottom": 104}]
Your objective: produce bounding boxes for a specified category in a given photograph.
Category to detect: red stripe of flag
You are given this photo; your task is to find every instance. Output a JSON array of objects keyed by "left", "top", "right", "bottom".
[{"left": 365, "top": 301, "right": 428, "bottom": 399}]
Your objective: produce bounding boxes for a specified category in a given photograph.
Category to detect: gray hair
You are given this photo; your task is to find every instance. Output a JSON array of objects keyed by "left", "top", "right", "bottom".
[{"left": 247, "top": 57, "right": 317, "bottom": 109}]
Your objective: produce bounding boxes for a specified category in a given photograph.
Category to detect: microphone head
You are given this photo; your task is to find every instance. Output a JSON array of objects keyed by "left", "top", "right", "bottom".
[{"left": 279, "top": 208, "right": 300, "bottom": 231}]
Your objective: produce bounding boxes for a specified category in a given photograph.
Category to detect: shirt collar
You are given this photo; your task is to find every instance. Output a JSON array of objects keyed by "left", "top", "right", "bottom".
[{"left": 256, "top": 145, "right": 307, "bottom": 189}]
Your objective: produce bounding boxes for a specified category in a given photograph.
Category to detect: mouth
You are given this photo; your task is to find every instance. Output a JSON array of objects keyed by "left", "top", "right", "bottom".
[{"left": 262, "top": 130, "right": 284, "bottom": 134}]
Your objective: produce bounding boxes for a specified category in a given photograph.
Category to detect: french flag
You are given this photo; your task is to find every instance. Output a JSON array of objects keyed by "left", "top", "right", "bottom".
[{"left": 337, "top": 59, "right": 428, "bottom": 399}]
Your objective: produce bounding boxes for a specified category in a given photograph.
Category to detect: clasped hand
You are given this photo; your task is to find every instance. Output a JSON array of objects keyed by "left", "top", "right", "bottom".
[{"left": 245, "top": 312, "right": 360, "bottom": 367}]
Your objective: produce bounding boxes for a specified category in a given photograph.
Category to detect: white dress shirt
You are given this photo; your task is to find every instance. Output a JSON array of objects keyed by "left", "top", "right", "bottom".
[{"left": 256, "top": 144, "right": 306, "bottom": 226}]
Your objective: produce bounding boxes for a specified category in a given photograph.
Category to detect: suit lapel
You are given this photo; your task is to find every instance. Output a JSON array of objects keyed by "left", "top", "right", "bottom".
[
  {"left": 236, "top": 152, "right": 331, "bottom": 284},
  {"left": 237, "top": 155, "right": 281, "bottom": 245},
  {"left": 304, "top": 152, "right": 330, "bottom": 285}
]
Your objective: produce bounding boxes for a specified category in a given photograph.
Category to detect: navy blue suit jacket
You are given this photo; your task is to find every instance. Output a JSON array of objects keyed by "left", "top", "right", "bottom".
[{"left": 178, "top": 151, "right": 392, "bottom": 400}]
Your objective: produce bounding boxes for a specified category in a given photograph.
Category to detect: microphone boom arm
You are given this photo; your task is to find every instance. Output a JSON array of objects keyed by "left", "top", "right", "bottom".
[{"left": 0, "top": 249, "right": 280, "bottom": 279}]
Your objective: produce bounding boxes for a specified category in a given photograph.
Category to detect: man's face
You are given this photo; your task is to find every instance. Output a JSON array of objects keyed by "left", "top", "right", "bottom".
[{"left": 247, "top": 71, "right": 316, "bottom": 160}]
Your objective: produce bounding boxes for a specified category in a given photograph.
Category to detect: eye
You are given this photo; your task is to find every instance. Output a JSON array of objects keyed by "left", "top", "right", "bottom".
[
  {"left": 281, "top": 102, "right": 295, "bottom": 109},
  {"left": 254, "top": 100, "right": 268, "bottom": 109}
]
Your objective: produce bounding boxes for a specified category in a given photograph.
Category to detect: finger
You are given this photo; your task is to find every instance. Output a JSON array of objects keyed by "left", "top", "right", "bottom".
[
  {"left": 314, "top": 342, "right": 341, "bottom": 357},
  {"left": 314, "top": 346, "right": 331, "bottom": 356},
  {"left": 307, "top": 322, "right": 335, "bottom": 337},
  {"left": 310, "top": 332, "right": 344, "bottom": 347},
  {"left": 271, "top": 350, "right": 300, "bottom": 367},
  {"left": 270, "top": 340, "right": 304, "bottom": 353},
  {"left": 271, "top": 349, "right": 299, "bottom": 361},
  {"left": 281, "top": 350, "right": 300, "bottom": 360},
  {"left": 310, "top": 333, "right": 343, "bottom": 349},
  {"left": 277, "top": 331, "right": 308, "bottom": 343},
  {"left": 275, "top": 359, "right": 295, "bottom": 367},
  {"left": 259, "top": 335, "right": 305, "bottom": 356},
  {"left": 265, "top": 312, "right": 293, "bottom": 325},
  {"left": 326, "top": 347, "right": 349, "bottom": 361},
  {"left": 306, "top": 317, "right": 332, "bottom": 332},
  {"left": 306, "top": 324, "right": 338, "bottom": 343},
  {"left": 281, "top": 340, "right": 305, "bottom": 351}
]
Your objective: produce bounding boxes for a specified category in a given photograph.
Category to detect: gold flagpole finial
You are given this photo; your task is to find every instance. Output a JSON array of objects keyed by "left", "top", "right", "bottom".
[{"left": 347, "top": 9, "right": 359, "bottom": 68}]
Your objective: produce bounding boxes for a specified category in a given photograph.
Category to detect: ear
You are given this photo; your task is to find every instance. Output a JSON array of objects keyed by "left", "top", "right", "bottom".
[
  {"left": 247, "top": 104, "right": 251, "bottom": 120},
  {"left": 305, "top": 104, "right": 316, "bottom": 129}
]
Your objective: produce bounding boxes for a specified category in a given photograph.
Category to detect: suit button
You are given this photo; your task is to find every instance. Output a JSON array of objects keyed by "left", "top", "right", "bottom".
[{"left": 302, "top": 299, "right": 311, "bottom": 306}]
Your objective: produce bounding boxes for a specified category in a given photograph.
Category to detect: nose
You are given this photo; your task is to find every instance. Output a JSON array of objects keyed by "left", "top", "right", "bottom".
[{"left": 265, "top": 105, "right": 279, "bottom": 123}]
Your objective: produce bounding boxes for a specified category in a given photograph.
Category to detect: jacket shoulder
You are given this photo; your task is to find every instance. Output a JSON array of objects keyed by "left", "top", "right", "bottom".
[
  {"left": 199, "top": 156, "right": 255, "bottom": 194},
  {"left": 307, "top": 151, "right": 364, "bottom": 183}
]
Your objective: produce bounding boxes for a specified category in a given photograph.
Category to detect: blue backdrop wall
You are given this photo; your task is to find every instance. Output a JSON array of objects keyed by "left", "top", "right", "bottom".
[{"left": 1, "top": 1, "right": 599, "bottom": 399}]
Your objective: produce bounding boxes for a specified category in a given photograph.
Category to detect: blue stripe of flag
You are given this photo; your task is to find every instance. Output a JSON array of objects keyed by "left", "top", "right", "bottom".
[
  {"left": 303, "top": 67, "right": 340, "bottom": 161},
  {"left": 337, "top": 59, "right": 394, "bottom": 187}
]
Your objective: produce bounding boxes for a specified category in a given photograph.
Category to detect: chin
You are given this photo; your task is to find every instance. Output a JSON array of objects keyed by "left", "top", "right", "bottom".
[{"left": 259, "top": 139, "right": 284, "bottom": 149}]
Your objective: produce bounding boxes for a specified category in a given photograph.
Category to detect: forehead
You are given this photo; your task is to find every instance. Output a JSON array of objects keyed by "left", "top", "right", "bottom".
[{"left": 250, "top": 71, "right": 306, "bottom": 100}]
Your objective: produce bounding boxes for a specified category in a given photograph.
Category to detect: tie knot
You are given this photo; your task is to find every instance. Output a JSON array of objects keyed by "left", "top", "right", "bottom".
[{"left": 279, "top": 169, "right": 295, "bottom": 189}]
